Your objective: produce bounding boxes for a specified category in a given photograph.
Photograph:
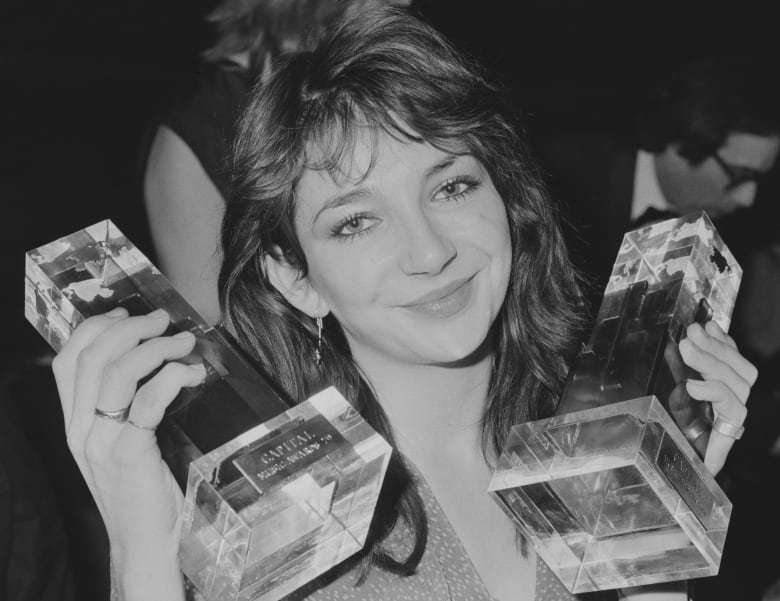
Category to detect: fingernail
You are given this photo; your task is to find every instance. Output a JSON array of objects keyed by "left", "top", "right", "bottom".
[
  {"left": 173, "top": 330, "right": 193, "bottom": 340},
  {"left": 686, "top": 378, "right": 704, "bottom": 387},
  {"left": 149, "top": 309, "right": 168, "bottom": 319},
  {"left": 106, "top": 307, "right": 127, "bottom": 317}
]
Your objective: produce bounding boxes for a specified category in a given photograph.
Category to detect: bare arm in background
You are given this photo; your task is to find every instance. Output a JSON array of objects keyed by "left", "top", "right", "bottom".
[{"left": 144, "top": 125, "right": 223, "bottom": 324}]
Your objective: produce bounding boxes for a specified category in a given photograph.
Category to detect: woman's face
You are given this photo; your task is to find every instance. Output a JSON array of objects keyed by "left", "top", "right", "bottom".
[{"left": 290, "top": 129, "right": 512, "bottom": 367}]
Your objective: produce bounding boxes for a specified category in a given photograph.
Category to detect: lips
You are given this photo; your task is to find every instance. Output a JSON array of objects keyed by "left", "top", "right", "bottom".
[{"left": 400, "top": 275, "right": 476, "bottom": 318}]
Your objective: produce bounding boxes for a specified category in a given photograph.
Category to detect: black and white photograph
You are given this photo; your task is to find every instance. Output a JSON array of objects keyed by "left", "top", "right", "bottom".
[{"left": 3, "top": 1, "right": 780, "bottom": 600}]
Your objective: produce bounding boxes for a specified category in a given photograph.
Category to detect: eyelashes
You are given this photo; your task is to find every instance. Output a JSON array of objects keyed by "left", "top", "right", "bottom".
[
  {"left": 433, "top": 175, "right": 481, "bottom": 202},
  {"left": 329, "top": 174, "right": 483, "bottom": 241},
  {"left": 330, "top": 212, "right": 377, "bottom": 239}
]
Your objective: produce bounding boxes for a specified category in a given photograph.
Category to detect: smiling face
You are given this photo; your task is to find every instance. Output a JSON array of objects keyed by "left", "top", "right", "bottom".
[{"left": 271, "top": 129, "right": 512, "bottom": 368}]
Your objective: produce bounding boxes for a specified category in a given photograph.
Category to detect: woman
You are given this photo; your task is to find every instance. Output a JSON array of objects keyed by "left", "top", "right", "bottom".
[{"left": 55, "top": 8, "right": 756, "bottom": 601}]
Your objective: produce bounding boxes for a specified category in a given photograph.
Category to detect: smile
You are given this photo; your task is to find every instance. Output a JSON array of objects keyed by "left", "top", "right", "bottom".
[{"left": 401, "top": 275, "right": 476, "bottom": 318}]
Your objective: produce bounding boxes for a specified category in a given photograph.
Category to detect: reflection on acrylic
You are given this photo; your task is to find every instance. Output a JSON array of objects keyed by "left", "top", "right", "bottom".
[
  {"left": 489, "top": 212, "right": 740, "bottom": 593},
  {"left": 25, "top": 220, "right": 392, "bottom": 601}
]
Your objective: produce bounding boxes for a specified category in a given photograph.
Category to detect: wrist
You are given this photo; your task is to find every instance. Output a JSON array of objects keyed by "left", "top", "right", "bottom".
[{"left": 112, "top": 545, "right": 184, "bottom": 601}]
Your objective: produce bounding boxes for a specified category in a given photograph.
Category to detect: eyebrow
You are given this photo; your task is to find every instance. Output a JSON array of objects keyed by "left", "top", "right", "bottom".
[
  {"left": 425, "top": 154, "right": 459, "bottom": 179},
  {"left": 313, "top": 188, "right": 373, "bottom": 224}
]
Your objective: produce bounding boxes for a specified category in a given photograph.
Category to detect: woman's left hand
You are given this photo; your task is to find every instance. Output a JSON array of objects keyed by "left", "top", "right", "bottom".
[{"left": 679, "top": 320, "right": 758, "bottom": 475}]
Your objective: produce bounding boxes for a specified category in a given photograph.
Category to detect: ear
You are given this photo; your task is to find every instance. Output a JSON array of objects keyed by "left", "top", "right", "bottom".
[{"left": 264, "top": 249, "right": 330, "bottom": 319}]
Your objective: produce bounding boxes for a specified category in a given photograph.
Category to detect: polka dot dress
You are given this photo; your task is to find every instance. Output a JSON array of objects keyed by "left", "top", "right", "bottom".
[{"left": 303, "top": 467, "right": 586, "bottom": 601}]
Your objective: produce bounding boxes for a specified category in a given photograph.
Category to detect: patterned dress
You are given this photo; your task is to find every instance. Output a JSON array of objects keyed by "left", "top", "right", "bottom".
[{"left": 296, "top": 465, "right": 587, "bottom": 601}]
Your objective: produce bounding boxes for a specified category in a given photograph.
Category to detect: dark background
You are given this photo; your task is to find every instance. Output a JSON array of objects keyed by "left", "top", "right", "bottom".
[
  {"left": 5, "top": 0, "right": 780, "bottom": 360},
  {"left": 2, "top": 1, "right": 780, "bottom": 599}
]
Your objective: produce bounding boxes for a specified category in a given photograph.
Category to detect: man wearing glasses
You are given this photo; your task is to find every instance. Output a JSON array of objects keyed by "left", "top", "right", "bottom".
[
  {"left": 538, "top": 53, "right": 780, "bottom": 294},
  {"left": 632, "top": 56, "right": 779, "bottom": 225}
]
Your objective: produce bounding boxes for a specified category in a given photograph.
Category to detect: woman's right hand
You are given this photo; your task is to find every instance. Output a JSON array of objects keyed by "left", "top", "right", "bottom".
[{"left": 52, "top": 307, "right": 207, "bottom": 600}]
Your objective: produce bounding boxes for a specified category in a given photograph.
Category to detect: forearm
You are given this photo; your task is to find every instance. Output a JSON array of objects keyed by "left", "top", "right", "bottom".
[
  {"left": 110, "top": 546, "right": 185, "bottom": 601},
  {"left": 143, "top": 126, "right": 224, "bottom": 325}
]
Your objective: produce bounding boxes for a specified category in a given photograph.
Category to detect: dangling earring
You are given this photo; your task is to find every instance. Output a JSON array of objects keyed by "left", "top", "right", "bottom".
[{"left": 314, "top": 314, "right": 323, "bottom": 366}]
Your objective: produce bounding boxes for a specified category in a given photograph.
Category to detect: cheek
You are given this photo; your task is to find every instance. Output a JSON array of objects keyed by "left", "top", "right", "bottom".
[
  {"left": 487, "top": 205, "right": 512, "bottom": 263},
  {"left": 304, "top": 247, "right": 387, "bottom": 317},
  {"left": 475, "top": 206, "right": 512, "bottom": 295}
]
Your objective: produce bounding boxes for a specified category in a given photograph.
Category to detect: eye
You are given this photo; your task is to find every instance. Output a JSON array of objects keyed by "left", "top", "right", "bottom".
[
  {"left": 331, "top": 212, "right": 378, "bottom": 239},
  {"left": 433, "top": 176, "right": 480, "bottom": 202}
]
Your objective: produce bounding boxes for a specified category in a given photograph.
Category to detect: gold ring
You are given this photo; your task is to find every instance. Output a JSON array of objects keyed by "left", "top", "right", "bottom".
[
  {"left": 94, "top": 406, "right": 131, "bottom": 423},
  {"left": 126, "top": 418, "right": 156, "bottom": 432},
  {"left": 712, "top": 416, "right": 744, "bottom": 440}
]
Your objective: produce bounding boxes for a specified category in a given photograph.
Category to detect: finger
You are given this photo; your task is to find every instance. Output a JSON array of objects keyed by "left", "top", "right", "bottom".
[
  {"left": 84, "top": 331, "right": 201, "bottom": 476},
  {"left": 679, "top": 339, "right": 750, "bottom": 403},
  {"left": 118, "top": 362, "right": 207, "bottom": 457},
  {"left": 686, "top": 379, "right": 747, "bottom": 426},
  {"left": 685, "top": 323, "right": 757, "bottom": 387},
  {"left": 86, "top": 359, "right": 201, "bottom": 538},
  {"left": 66, "top": 310, "right": 173, "bottom": 499},
  {"left": 51, "top": 308, "right": 130, "bottom": 508},
  {"left": 70, "top": 310, "right": 171, "bottom": 441},
  {"left": 686, "top": 378, "right": 747, "bottom": 475},
  {"left": 52, "top": 307, "right": 128, "bottom": 427},
  {"left": 686, "top": 321, "right": 756, "bottom": 380},
  {"left": 94, "top": 330, "right": 199, "bottom": 427},
  {"left": 704, "top": 432, "right": 733, "bottom": 476},
  {"left": 703, "top": 320, "right": 737, "bottom": 350}
]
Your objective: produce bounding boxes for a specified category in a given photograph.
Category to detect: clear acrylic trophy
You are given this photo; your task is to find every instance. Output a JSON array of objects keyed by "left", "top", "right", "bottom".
[
  {"left": 489, "top": 212, "right": 740, "bottom": 593},
  {"left": 24, "top": 220, "right": 392, "bottom": 601}
]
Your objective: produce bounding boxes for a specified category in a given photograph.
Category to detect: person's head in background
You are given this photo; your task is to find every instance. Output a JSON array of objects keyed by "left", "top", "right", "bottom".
[
  {"left": 201, "top": 0, "right": 413, "bottom": 78},
  {"left": 635, "top": 53, "right": 780, "bottom": 219}
]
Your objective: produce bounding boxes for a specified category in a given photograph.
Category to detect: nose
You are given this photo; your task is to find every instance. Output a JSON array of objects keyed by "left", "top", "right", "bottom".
[
  {"left": 398, "top": 211, "right": 457, "bottom": 275},
  {"left": 729, "top": 182, "right": 757, "bottom": 209}
]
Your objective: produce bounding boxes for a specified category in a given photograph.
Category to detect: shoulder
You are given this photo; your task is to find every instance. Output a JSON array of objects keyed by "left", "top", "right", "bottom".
[
  {"left": 162, "top": 60, "right": 250, "bottom": 144},
  {"left": 152, "top": 61, "right": 251, "bottom": 198}
]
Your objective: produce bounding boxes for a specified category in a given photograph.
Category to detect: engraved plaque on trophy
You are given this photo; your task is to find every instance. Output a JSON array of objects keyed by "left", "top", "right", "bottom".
[
  {"left": 25, "top": 220, "right": 392, "bottom": 601},
  {"left": 489, "top": 212, "right": 740, "bottom": 593}
]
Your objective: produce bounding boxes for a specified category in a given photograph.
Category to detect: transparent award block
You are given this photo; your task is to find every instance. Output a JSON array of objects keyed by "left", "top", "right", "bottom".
[
  {"left": 25, "top": 220, "right": 392, "bottom": 601},
  {"left": 489, "top": 212, "right": 740, "bottom": 593}
]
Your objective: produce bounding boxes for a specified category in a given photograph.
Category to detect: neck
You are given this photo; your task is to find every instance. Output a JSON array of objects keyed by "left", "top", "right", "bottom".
[{"left": 353, "top": 344, "right": 494, "bottom": 464}]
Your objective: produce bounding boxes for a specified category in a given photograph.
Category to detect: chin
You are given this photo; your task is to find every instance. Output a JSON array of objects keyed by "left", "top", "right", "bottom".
[{"left": 420, "top": 320, "right": 495, "bottom": 367}]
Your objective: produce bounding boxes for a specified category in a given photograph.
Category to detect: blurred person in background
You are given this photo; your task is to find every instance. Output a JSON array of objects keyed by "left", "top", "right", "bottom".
[{"left": 537, "top": 53, "right": 780, "bottom": 300}]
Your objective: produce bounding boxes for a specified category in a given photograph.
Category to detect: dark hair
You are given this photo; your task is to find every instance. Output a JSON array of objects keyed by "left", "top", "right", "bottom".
[
  {"left": 202, "top": 0, "right": 381, "bottom": 78},
  {"left": 220, "top": 6, "right": 585, "bottom": 580},
  {"left": 635, "top": 53, "right": 780, "bottom": 164}
]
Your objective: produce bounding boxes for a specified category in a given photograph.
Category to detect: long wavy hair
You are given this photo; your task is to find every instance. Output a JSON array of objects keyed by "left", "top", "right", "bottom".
[{"left": 220, "top": 6, "right": 585, "bottom": 579}]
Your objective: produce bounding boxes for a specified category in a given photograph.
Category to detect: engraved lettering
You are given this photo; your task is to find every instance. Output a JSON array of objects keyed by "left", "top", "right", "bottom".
[
  {"left": 259, "top": 430, "right": 318, "bottom": 465},
  {"left": 233, "top": 417, "right": 346, "bottom": 494},
  {"left": 657, "top": 435, "right": 714, "bottom": 525}
]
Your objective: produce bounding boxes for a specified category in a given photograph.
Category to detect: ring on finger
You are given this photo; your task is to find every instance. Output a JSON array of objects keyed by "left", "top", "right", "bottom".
[
  {"left": 126, "top": 418, "right": 156, "bottom": 432},
  {"left": 712, "top": 416, "right": 745, "bottom": 440},
  {"left": 94, "top": 406, "right": 131, "bottom": 423}
]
